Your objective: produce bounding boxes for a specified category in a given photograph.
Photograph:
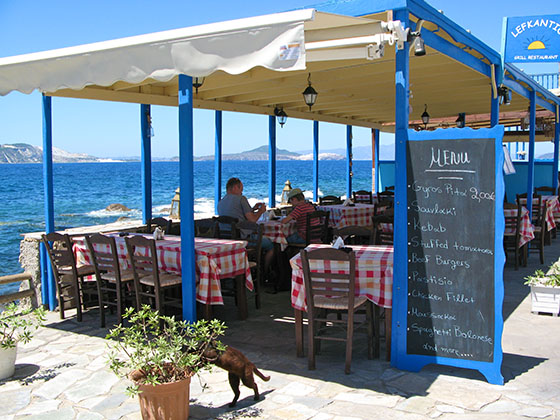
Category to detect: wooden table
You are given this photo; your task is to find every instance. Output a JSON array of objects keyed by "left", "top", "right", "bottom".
[
  {"left": 504, "top": 206, "right": 534, "bottom": 247},
  {"left": 316, "top": 203, "right": 376, "bottom": 229},
  {"left": 259, "top": 219, "right": 297, "bottom": 251},
  {"left": 290, "top": 243, "right": 393, "bottom": 360},
  {"left": 73, "top": 234, "right": 253, "bottom": 319}
]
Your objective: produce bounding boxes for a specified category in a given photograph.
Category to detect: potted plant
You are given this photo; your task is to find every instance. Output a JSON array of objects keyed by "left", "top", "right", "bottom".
[
  {"left": 524, "top": 263, "right": 560, "bottom": 316},
  {"left": 106, "top": 305, "right": 226, "bottom": 420},
  {"left": 0, "top": 302, "right": 46, "bottom": 380}
]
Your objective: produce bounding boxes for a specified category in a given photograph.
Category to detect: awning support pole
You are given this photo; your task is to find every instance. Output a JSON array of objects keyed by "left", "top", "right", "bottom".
[
  {"left": 41, "top": 94, "right": 56, "bottom": 310},
  {"left": 269, "top": 116, "right": 276, "bottom": 208},
  {"left": 178, "top": 74, "right": 197, "bottom": 322},
  {"left": 313, "top": 121, "right": 319, "bottom": 202},
  {"left": 373, "top": 129, "right": 380, "bottom": 193},
  {"left": 140, "top": 104, "right": 152, "bottom": 224},
  {"left": 346, "top": 125, "right": 353, "bottom": 199},
  {"left": 527, "top": 90, "right": 536, "bottom": 220},
  {"left": 214, "top": 110, "right": 222, "bottom": 213},
  {"left": 490, "top": 71, "right": 500, "bottom": 127}
]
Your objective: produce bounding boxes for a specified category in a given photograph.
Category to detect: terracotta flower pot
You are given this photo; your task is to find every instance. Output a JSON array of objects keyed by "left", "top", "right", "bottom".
[
  {"left": 137, "top": 375, "right": 191, "bottom": 420},
  {"left": 0, "top": 345, "right": 17, "bottom": 380}
]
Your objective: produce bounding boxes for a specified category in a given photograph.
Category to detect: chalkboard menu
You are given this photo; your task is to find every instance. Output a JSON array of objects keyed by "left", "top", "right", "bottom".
[{"left": 406, "top": 138, "right": 495, "bottom": 362}]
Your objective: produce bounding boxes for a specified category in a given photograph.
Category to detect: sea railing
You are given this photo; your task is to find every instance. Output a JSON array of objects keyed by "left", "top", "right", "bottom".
[
  {"left": 0, "top": 273, "right": 35, "bottom": 305},
  {"left": 530, "top": 73, "right": 559, "bottom": 90}
]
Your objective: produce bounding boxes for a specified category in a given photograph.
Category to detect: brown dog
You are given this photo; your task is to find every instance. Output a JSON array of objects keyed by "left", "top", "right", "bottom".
[{"left": 204, "top": 345, "right": 270, "bottom": 407}]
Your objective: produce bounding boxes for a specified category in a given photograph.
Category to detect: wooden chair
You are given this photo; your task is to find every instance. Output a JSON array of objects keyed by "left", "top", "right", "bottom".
[
  {"left": 194, "top": 218, "right": 217, "bottom": 238},
  {"left": 85, "top": 233, "right": 136, "bottom": 328},
  {"left": 373, "top": 199, "right": 393, "bottom": 216},
  {"left": 236, "top": 220, "right": 263, "bottom": 309},
  {"left": 300, "top": 248, "right": 374, "bottom": 374},
  {"left": 333, "top": 226, "right": 373, "bottom": 245},
  {"left": 516, "top": 193, "right": 542, "bottom": 227},
  {"left": 525, "top": 199, "right": 548, "bottom": 265},
  {"left": 146, "top": 217, "right": 172, "bottom": 234},
  {"left": 214, "top": 215, "right": 239, "bottom": 239},
  {"left": 42, "top": 233, "right": 96, "bottom": 322},
  {"left": 384, "top": 185, "right": 395, "bottom": 191},
  {"left": 372, "top": 215, "right": 394, "bottom": 245},
  {"left": 124, "top": 235, "right": 182, "bottom": 317},
  {"left": 319, "top": 195, "right": 342, "bottom": 205},
  {"left": 503, "top": 201, "right": 524, "bottom": 270},
  {"left": 352, "top": 190, "right": 373, "bottom": 204},
  {"left": 534, "top": 186, "right": 557, "bottom": 196},
  {"left": 306, "top": 210, "right": 331, "bottom": 244}
]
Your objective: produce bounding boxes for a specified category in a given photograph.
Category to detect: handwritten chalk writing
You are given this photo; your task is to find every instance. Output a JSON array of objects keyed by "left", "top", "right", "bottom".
[
  {"left": 411, "top": 181, "right": 442, "bottom": 198},
  {"left": 411, "top": 201, "right": 457, "bottom": 216},
  {"left": 412, "top": 217, "right": 447, "bottom": 233},
  {"left": 454, "top": 326, "right": 493, "bottom": 345},
  {"left": 410, "top": 236, "right": 448, "bottom": 249},
  {"left": 446, "top": 292, "right": 475, "bottom": 304},
  {"left": 410, "top": 271, "right": 452, "bottom": 286},
  {"left": 410, "top": 288, "right": 442, "bottom": 301},
  {"left": 435, "top": 255, "right": 471, "bottom": 270},
  {"left": 410, "top": 253, "right": 430, "bottom": 263},
  {"left": 410, "top": 306, "right": 456, "bottom": 320},
  {"left": 410, "top": 323, "right": 451, "bottom": 338},
  {"left": 422, "top": 342, "right": 473, "bottom": 358},
  {"left": 444, "top": 184, "right": 467, "bottom": 197},
  {"left": 453, "top": 241, "right": 493, "bottom": 255},
  {"left": 470, "top": 187, "right": 495, "bottom": 202},
  {"left": 429, "top": 147, "right": 471, "bottom": 168}
]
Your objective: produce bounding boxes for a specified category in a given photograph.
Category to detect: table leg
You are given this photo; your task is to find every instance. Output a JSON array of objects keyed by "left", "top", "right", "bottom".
[
  {"left": 204, "top": 303, "right": 212, "bottom": 320},
  {"left": 385, "top": 308, "right": 392, "bottom": 362},
  {"left": 295, "top": 309, "right": 304, "bottom": 357},
  {"left": 236, "top": 275, "right": 248, "bottom": 320}
]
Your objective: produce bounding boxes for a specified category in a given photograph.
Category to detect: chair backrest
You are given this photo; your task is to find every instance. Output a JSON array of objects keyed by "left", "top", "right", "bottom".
[
  {"left": 384, "top": 185, "right": 395, "bottom": 191},
  {"left": 85, "top": 233, "right": 123, "bottom": 283},
  {"left": 195, "top": 218, "right": 217, "bottom": 238},
  {"left": 504, "top": 201, "right": 522, "bottom": 244},
  {"left": 372, "top": 215, "right": 394, "bottom": 245},
  {"left": 236, "top": 220, "right": 263, "bottom": 264},
  {"left": 124, "top": 235, "right": 161, "bottom": 289},
  {"left": 333, "top": 226, "right": 373, "bottom": 245},
  {"left": 534, "top": 186, "right": 557, "bottom": 196},
  {"left": 214, "top": 215, "right": 239, "bottom": 239},
  {"left": 42, "top": 232, "right": 79, "bottom": 280},
  {"left": 374, "top": 199, "right": 393, "bottom": 216},
  {"left": 319, "top": 195, "right": 342, "bottom": 205},
  {"left": 300, "top": 248, "right": 356, "bottom": 310},
  {"left": 147, "top": 217, "right": 171, "bottom": 234},
  {"left": 516, "top": 193, "right": 542, "bottom": 224},
  {"left": 306, "top": 210, "right": 330, "bottom": 244},
  {"left": 377, "top": 190, "right": 394, "bottom": 199},
  {"left": 352, "top": 190, "right": 373, "bottom": 204}
]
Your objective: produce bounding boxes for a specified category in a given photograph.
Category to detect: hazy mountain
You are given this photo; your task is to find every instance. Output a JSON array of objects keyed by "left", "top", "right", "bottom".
[
  {"left": 295, "top": 144, "right": 394, "bottom": 160},
  {"left": 194, "top": 145, "right": 344, "bottom": 161},
  {"left": 0, "top": 143, "right": 107, "bottom": 163}
]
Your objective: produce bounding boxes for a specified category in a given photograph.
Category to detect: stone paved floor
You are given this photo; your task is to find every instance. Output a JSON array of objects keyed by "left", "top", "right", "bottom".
[{"left": 1, "top": 242, "right": 560, "bottom": 420}]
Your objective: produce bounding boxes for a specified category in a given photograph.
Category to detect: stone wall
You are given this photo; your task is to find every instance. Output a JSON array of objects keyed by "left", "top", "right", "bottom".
[{"left": 18, "top": 237, "right": 41, "bottom": 309}]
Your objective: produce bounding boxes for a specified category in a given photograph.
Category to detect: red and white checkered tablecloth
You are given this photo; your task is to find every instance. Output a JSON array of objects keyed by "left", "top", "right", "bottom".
[
  {"left": 504, "top": 207, "right": 534, "bottom": 247},
  {"left": 316, "top": 203, "right": 376, "bottom": 229},
  {"left": 540, "top": 195, "right": 560, "bottom": 229},
  {"left": 290, "top": 244, "right": 393, "bottom": 311},
  {"left": 259, "top": 220, "right": 297, "bottom": 250},
  {"left": 72, "top": 234, "right": 252, "bottom": 305}
]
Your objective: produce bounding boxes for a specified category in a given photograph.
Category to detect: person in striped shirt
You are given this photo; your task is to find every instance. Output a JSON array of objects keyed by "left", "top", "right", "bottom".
[{"left": 281, "top": 188, "right": 316, "bottom": 244}]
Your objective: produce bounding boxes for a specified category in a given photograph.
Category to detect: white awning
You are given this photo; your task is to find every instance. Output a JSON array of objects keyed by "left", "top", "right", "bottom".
[{"left": 0, "top": 9, "right": 314, "bottom": 96}]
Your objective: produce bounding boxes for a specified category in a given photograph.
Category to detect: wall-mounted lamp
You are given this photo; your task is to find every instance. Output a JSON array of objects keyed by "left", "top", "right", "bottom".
[
  {"left": 498, "top": 86, "right": 511, "bottom": 106},
  {"left": 421, "top": 104, "right": 430, "bottom": 129},
  {"left": 455, "top": 113, "right": 466, "bottom": 128},
  {"left": 192, "top": 77, "right": 205, "bottom": 94},
  {"left": 274, "top": 106, "right": 288, "bottom": 128},
  {"left": 409, "top": 31, "right": 426, "bottom": 56},
  {"left": 302, "top": 73, "right": 318, "bottom": 111}
]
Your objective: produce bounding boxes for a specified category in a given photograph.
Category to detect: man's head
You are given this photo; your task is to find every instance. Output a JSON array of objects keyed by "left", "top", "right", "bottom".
[
  {"left": 287, "top": 188, "right": 305, "bottom": 204},
  {"left": 226, "top": 177, "right": 243, "bottom": 195}
]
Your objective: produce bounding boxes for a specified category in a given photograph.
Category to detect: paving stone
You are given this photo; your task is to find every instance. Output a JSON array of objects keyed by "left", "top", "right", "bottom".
[
  {"left": 0, "top": 388, "right": 31, "bottom": 415},
  {"left": 310, "top": 414, "right": 334, "bottom": 420},
  {"left": 272, "top": 402, "right": 318, "bottom": 419},
  {"left": 435, "top": 404, "right": 465, "bottom": 414},
  {"left": 396, "top": 395, "right": 436, "bottom": 414},
  {"left": 481, "top": 399, "right": 521, "bottom": 413},
  {"left": 64, "top": 371, "right": 120, "bottom": 403},
  {"left": 278, "top": 381, "right": 317, "bottom": 396},
  {"left": 19, "top": 407, "right": 75, "bottom": 420},
  {"left": 516, "top": 406, "right": 554, "bottom": 418},
  {"left": 426, "top": 381, "right": 501, "bottom": 410},
  {"left": 18, "top": 400, "right": 61, "bottom": 415},
  {"left": 334, "top": 391, "right": 402, "bottom": 407},
  {"left": 103, "top": 401, "right": 141, "bottom": 420},
  {"left": 33, "top": 369, "right": 88, "bottom": 399},
  {"left": 90, "top": 392, "right": 130, "bottom": 412},
  {"left": 325, "top": 401, "right": 426, "bottom": 420},
  {"left": 76, "top": 411, "right": 105, "bottom": 420}
]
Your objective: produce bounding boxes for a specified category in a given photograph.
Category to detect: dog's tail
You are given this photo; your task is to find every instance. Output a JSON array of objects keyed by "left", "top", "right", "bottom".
[{"left": 253, "top": 366, "right": 270, "bottom": 382}]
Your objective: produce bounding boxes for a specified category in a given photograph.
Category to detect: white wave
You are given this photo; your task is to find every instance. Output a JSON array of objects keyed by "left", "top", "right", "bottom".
[
  {"left": 152, "top": 204, "right": 170, "bottom": 216},
  {"left": 194, "top": 197, "right": 215, "bottom": 219},
  {"left": 86, "top": 208, "right": 142, "bottom": 218}
]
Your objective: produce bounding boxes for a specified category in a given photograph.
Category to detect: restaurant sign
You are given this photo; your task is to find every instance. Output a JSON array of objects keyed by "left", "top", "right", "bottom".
[{"left": 504, "top": 14, "right": 560, "bottom": 62}]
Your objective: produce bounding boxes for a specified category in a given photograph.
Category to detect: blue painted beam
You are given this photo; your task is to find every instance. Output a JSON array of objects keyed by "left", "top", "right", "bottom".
[
  {"left": 346, "top": 125, "right": 353, "bottom": 198},
  {"left": 505, "top": 64, "right": 559, "bottom": 111},
  {"left": 313, "top": 121, "right": 319, "bottom": 202},
  {"left": 490, "top": 79, "right": 499, "bottom": 127},
  {"left": 178, "top": 75, "right": 197, "bottom": 322},
  {"left": 553, "top": 116, "right": 559, "bottom": 193},
  {"left": 391, "top": 8, "right": 410, "bottom": 368},
  {"left": 527, "top": 90, "right": 536, "bottom": 220},
  {"left": 309, "top": 0, "right": 407, "bottom": 17},
  {"left": 269, "top": 115, "right": 276, "bottom": 208},
  {"left": 140, "top": 104, "right": 152, "bottom": 224},
  {"left": 214, "top": 111, "right": 222, "bottom": 213},
  {"left": 373, "top": 129, "right": 380, "bottom": 192},
  {"left": 42, "top": 94, "right": 56, "bottom": 310}
]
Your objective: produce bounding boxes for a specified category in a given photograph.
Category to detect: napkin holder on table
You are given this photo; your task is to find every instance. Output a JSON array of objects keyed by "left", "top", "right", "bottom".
[{"left": 153, "top": 227, "right": 165, "bottom": 240}]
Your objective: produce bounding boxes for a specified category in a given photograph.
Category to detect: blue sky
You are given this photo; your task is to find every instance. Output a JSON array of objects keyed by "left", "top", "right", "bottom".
[{"left": 0, "top": 0, "right": 557, "bottom": 158}]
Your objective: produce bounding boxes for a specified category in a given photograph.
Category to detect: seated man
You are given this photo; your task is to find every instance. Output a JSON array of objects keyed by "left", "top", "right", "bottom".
[{"left": 281, "top": 188, "right": 316, "bottom": 245}]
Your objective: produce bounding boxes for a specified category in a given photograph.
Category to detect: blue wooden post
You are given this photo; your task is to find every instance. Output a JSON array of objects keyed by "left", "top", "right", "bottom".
[
  {"left": 214, "top": 110, "right": 222, "bottom": 213},
  {"left": 346, "top": 125, "right": 352, "bottom": 199},
  {"left": 41, "top": 94, "right": 56, "bottom": 310},
  {"left": 553, "top": 107, "right": 559, "bottom": 193},
  {"left": 140, "top": 104, "right": 152, "bottom": 224},
  {"left": 490, "top": 84, "right": 499, "bottom": 128},
  {"left": 178, "top": 75, "right": 197, "bottom": 322},
  {"left": 392, "top": 8, "right": 410, "bottom": 368},
  {"left": 373, "top": 129, "right": 380, "bottom": 192},
  {"left": 269, "top": 115, "right": 276, "bottom": 208},
  {"left": 527, "top": 90, "right": 536, "bottom": 220},
  {"left": 313, "top": 121, "right": 319, "bottom": 202}
]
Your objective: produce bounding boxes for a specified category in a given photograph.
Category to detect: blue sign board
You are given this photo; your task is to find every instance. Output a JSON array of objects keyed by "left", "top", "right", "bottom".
[{"left": 504, "top": 15, "right": 560, "bottom": 62}]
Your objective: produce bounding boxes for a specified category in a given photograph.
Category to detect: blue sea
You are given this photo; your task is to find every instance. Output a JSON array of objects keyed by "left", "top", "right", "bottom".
[{"left": 0, "top": 160, "right": 374, "bottom": 295}]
